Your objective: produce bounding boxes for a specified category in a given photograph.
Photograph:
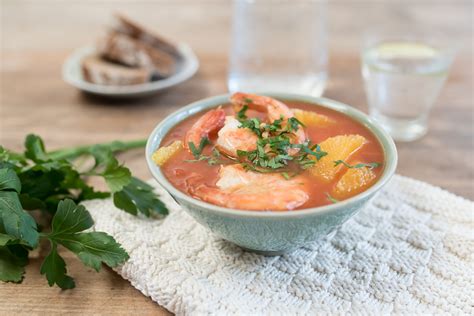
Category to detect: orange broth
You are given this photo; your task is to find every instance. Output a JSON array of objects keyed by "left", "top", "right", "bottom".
[{"left": 160, "top": 101, "right": 385, "bottom": 210}]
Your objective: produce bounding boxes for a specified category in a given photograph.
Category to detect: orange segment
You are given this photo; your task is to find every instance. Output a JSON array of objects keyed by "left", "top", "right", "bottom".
[
  {"left": 152, "top": 140, "right": 183, "bottom": 166},
  {"left": 309, "top": 135, "right": 366, "bottom": 181},
  {"left": 293, "top": 108, "right": 334, "bottom": 127},
  {"left": 332, "top": 165, "right": 377, "bottom": 200}
]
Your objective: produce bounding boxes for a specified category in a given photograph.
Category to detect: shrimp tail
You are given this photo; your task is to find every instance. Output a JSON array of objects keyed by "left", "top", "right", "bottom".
[
  {"left": 230, "top": 92, "right": 293, "bottom": 121},
  {"left": 189, "top": 183, "right": 230, "bottom": 206},
  {"left": 230, "top": 92, "right": 269, "bottom": 113},
  {"left": 185, "top": 108, "right": 226, "bottom": 151}
]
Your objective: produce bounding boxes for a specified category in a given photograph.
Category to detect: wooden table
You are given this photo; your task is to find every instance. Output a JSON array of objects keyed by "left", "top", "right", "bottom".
[{"left": 1, "top": 1, "right": 472, "bottom": 314}]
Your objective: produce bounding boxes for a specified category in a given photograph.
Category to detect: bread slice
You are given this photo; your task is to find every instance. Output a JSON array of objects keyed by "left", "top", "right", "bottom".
[
  {"left": 113, "top": 14, "right": 180, "bottom": 58},
  {"left": 81, "top": 55, "right": 151, "bottom": 85},
  {"left": 98, "top": 31, "right": 176, "bottom": 78}
]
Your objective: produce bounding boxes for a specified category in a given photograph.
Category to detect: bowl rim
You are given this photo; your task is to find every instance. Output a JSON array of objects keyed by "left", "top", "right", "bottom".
[{"left": 146, "top": 93, "right": 398, "bottom": 219}]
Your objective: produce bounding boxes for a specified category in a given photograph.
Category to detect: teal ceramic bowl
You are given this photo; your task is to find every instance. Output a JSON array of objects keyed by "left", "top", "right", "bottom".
[{"left": 146, "top": 93, "right": 397, "bottom": 255}]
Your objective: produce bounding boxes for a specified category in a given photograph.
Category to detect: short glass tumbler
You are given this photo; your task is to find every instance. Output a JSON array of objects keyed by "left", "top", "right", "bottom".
[
  {"left": 228, "top": 0, "right": 328, "bottom": 96},
  {"left": 362, "top": 39, "right": 455, "bottom": 141}
]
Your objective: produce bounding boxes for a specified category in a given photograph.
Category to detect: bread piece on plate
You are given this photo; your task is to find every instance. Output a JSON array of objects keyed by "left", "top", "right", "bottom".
[
  {"left": 98, "top": 31, "right": 176, "bottom": 78},
  {"left": 113, "top": 14, "right": 180, "bottom": 58},
  {"left": 81, "top": 55, "right": 151, "bottom": 85}
]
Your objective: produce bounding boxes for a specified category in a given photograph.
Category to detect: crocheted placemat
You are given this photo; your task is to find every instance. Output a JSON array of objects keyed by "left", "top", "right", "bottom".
[{"left": 83, "top": 175, "right": 474, "bottom": 315}]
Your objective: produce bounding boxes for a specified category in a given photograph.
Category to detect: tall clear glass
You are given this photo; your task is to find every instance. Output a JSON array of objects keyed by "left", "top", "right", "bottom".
[{"left": 228, "top": 0, "right": 328, "bottom": 96}]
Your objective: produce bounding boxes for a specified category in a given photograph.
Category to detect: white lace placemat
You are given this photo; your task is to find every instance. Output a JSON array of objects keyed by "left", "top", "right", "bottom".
[{"left": 84, "top": 175, "right": 474, "bottom": 315}]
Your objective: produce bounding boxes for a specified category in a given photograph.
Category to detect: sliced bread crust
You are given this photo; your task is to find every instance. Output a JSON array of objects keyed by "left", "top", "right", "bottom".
[
  {"left": 81, "top": 55, "right": 151, "bottom": 85},
  {"left": 113, "top": 14, "right": 180, "bottom": 58},
  {"left": 98, "top": 31, "right": 176, "bottom": 78}
]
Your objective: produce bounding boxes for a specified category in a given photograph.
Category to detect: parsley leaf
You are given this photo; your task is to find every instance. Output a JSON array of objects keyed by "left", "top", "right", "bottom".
[
  {"left": 0, "top": 233, "right": 17, "bottom": 246},
  {"left": 57, "top": 232, "right": 127, "bottom": 272},
  {"left": 41, "top": 199, "right": 129, "bottom": 289},
  {"left": 0, "top": 191, "right": 38, "bottom": 247},
  {"left": 240, "top": 117, "right": 262, "bottom": 137},
  {"left": 334, "top": 160, "right": 381, "bottom": 169},
  {"left": 24, "top": 134, "right": 49, "bottom": 162},
  {"left": 188, "top": 137, "right": 210, "bottom": 159},
  {"left": 240, "top": 162, "right": 275, "bottom": 173},
  {"left": 48, "top": 199, "right": 94, "bottom": 234},
  {"left": 185, "top": 148, "right": 223, "bottom": 166},
  {"left": 18, "top": 161, "right": 79, "bottom": 212},
  {"left": 325, "top": 193, "right": 339, "bottom": 204},
  {"left": 280, "top": 171, "right": 300, "bottom": 180},
  {"left": 0, "top": 221, "right": 30, "bottom": 284},
  {"left": 293, "top": 143, "right": 327, "bottom": 161},
  {"left": 102, "top": 164, "right": 132, "bottom": 193},
  {"left": 113, "top": 178, "right": 168, "bottom": 217},
  {"left": 0, "top": 168, "right": 38, "bottom": 247},
  {"left": 237, "top": 105, "right": 248, "bottom": 120},
  {"left": 0, "top": 168, "right": 21, "bottom": 192},
  {"left": 40, "top": 242, "right": 75, "bottom": 289},
  {"left": 286, "top": 117, "right": 305, "bottom": 132},
  {"left": 0, "top": 146, "right": 27, "bottom": 169},
  {"left": 88, "top": 145, "right": 132, "bottom": 193},
  {"left": 0, "top": 244, "right": 28, "bottom": 283}
]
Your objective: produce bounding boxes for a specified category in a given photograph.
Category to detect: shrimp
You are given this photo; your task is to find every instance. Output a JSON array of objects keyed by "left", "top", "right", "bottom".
[
  {"left": 188, "top": 164, "right": 310, "bottom": 211},
  {"left": 184, "top": 108, "right": 226, "bottom": 151},
  {"left": 231, "top": 92, "right": 294, "bottom": 122},
  {"left": 215, "top": 116, "right": 258, "bottom": 157},
  {"left": 230, "top": 92, "right": 306, "bottom": 149}
]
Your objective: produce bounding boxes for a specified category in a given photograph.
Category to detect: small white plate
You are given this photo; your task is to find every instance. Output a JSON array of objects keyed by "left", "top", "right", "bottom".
[{"left": 62, "top": 43, "right": 199, "bottom": 98}]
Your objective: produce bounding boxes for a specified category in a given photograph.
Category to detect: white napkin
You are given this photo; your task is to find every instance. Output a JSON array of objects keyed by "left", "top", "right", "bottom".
[{"left": 84, "top": 175, "right": 474, "bottom": 315}]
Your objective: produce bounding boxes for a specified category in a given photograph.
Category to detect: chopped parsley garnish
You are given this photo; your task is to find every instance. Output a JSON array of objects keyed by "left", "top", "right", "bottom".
[
  {"left": 188, "top": 137, "right": 210, "bottom": 158},
  {"left": 292, "top": 143, "right": 327, "bottom": 162},
  {"left": 185, "top": 148, "right": 224, "bottom": 166},
  {"left": 235, "top": 115, "right": 326, "bottom": 172},
  {"left": 334, "top": 160, "right": 381, "bottom": 169},
  {"left": 286, "top": 117, "right": 305, "bottom": 132},
  {"left": 264, "top": 117, "right": 283, "bottom": 132},
  {"left": 240, "top": 162, "right": 275, "bottom": 173},
  {"left": 239, "top": 117, "right": 262, "bottom": 136},
  {"left": 237, "top": 105, "right": 248, "bottom": 120},
  {"left": 186, "top": 112, "right": 328, "bottom": 174},
  {"left": 325, "top": 193, "right": 339, "bottom": 204},
  {"left": 236, "top": 136, "right": 293, "bottom": 170},
  {"left": 280, "top": 171, "right": 299, "bottom": 180}
]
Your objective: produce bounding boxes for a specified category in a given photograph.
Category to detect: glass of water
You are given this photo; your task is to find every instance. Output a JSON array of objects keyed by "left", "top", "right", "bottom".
[
  {"left": 362, "top": 36, "right": 456, "bottom": 141},
  {"left": 228, "top": 0, "right": 328, "bottom": 96}
]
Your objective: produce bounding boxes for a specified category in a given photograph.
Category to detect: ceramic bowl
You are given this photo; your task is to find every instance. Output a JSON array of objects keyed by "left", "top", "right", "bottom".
[{"left": 146, "top": 93, "right": 397, "bottom": 254}]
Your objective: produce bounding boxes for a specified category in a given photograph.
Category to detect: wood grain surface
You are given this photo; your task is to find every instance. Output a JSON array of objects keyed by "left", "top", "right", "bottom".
[{"left": 1, "top": 1, "right": 472, "bottom": 315}]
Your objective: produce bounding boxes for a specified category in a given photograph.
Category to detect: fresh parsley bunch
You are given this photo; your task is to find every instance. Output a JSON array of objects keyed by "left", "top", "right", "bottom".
[{"left": 0, "top": 134, "right": 168, "bottom": 289}]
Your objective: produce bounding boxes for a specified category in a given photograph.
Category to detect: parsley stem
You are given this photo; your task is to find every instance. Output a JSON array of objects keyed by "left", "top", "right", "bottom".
[{"left": 48, "top": 139, "right": 147, "bottom": 161}]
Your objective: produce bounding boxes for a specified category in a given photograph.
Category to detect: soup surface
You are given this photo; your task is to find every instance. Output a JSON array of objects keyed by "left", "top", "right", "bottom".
[{"left": 154, "top": 93, "right": 384, "bottom": 211}]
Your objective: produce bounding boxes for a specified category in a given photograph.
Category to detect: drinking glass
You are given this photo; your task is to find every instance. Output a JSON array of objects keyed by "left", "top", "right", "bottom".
[
  {"left": 362, "top": 35, "right": 456, "bottom": 141},
  {"left": 228, "top": 0, "right": 328, "bottom": 96}
]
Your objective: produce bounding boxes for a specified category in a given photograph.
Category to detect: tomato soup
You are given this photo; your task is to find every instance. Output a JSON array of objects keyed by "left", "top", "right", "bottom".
[{"left": 153, "top": 94, "right": 384, "bottom": 211}]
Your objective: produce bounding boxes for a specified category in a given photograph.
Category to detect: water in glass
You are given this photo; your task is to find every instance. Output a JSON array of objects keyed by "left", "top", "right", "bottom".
[
  {"left": 362, "top": 41, "right": 454, "bottom": 141},
  {"left": 228, "top": 0, "right": 328, "bottom": 96}
]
